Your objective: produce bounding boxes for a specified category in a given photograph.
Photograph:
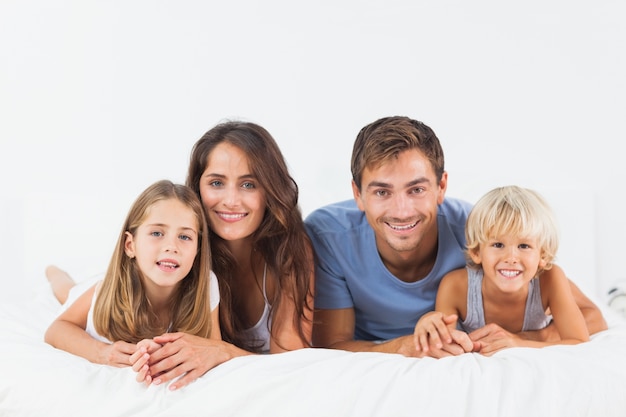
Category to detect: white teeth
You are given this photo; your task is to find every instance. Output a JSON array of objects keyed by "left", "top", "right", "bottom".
[
  {"left": 389, "top": 222, "right": 417, "bottom": 231},
  {"left": 500, "top": 270, "right": 521, "bottom": 277},
  {"left": 158, "top": 262, "right": 178, "bottom": 268},
  {"left": 219, "top": 213, "right": 246, "bottom": 220}
]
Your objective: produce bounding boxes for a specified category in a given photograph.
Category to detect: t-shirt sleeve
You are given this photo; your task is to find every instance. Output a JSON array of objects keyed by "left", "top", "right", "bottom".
[{"left": 305, "top": 211, "right": 355, "bottom": 310}]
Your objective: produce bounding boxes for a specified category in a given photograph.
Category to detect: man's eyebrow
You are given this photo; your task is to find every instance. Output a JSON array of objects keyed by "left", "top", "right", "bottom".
[
  {"left": 365, "top": 177, "right": 431, "bottom": 189},
  {"left": 365, "top": 181, "right": 392, "bottom": 189},
  {"left": 405, "top": 177, "right": 431, "bottom": 188}
]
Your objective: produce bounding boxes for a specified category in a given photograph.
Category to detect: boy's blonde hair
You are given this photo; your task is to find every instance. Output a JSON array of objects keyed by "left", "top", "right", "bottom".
[{"left": 465, "top": 185, "right": 559, "bottom": 274}]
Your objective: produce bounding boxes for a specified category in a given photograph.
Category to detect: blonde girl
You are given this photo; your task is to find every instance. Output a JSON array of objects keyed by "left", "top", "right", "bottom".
[{"left": 45, "top": 180, "right": 220, "bottom": 367}]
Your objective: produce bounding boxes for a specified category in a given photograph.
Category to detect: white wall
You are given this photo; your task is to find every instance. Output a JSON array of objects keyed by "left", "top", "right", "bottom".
[{"left": 1, "top": 0, "right": 624, "bottom": 304}]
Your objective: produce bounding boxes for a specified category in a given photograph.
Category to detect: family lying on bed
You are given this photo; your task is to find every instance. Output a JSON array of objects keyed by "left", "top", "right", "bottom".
[{"left": 44, "top": 116, "right": 608, "bottom": 391}]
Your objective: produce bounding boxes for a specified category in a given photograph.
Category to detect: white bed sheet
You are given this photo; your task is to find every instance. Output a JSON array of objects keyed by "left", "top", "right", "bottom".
[{"left": 1, "top": 284, "right": 626, "bottom": 417}]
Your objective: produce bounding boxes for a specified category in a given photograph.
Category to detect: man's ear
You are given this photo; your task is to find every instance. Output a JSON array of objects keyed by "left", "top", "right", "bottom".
[
  {"left": 351, "top": 180, "right": 365, "bottom": 212},
  {"left": 437, "top": 171, "right": 448, "bottom": 205}
]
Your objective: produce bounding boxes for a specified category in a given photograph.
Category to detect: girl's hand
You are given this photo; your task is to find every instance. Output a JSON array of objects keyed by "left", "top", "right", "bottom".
[
  {"left": 130, "top": 339, "right": 162, "bottom": 385},
  {"left": 96, "top": 340, "right": 137, "bottom": 367}
]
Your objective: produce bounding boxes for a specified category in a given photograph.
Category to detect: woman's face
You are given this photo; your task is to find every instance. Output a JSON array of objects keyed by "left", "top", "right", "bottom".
[{"left": 198, "top": 142, "right": 267, "bottom": 243}]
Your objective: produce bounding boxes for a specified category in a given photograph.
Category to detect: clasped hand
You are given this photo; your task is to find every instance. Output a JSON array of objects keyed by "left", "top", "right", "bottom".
[
  {"left": 414, "top": 312, "right": 522, "bottom": 357},
  {"left": 128, "top": 332, "right": 236, "bottom": 391}
]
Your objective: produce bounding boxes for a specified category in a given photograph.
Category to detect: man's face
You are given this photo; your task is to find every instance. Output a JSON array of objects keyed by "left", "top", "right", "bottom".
[{"left": 352, "top": 149, "right": 447, "bottom": 258}]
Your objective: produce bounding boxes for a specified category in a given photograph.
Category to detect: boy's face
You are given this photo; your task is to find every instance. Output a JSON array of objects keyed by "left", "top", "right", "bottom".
[
  {"left": 352, "top": 148, "right": 446, "bottom": 260},
  {"left": 469, "top": 233, "right": 546, "bottom": 293}
]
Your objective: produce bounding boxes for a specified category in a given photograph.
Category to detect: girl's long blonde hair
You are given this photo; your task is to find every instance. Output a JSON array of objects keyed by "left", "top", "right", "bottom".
[{"left": 93, "top": 180, "right": 213, "bottom": 343}]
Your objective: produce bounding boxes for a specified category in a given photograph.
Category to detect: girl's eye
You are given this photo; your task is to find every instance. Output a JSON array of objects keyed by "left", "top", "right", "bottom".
[
  {"left": 150, "top": 231, "right": 163, "bottom": 237},
  {"left": 179, "top": 234, "right": 193, "bottom": 241}
]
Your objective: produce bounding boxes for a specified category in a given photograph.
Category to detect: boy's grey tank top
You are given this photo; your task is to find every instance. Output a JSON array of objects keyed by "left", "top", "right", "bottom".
[{"left": 460, "top": 268, "right": 552, "bottom": 333}]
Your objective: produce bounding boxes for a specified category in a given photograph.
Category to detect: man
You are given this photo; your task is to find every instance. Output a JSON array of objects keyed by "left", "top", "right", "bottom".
[{"left": 304, "top": 116, "right": 606, "bottom": 358}]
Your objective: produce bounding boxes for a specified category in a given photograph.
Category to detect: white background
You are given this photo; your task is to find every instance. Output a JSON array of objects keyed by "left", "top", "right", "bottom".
[{"left": 1, "top": 0, "right": 624, "bottom": 304}]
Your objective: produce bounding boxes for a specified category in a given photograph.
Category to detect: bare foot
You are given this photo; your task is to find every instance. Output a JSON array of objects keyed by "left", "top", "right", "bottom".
[{"left": 45, "top": 265, "right": 76, "bottom": 304}]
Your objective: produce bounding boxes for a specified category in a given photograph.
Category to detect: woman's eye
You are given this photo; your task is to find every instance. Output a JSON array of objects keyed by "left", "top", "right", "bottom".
[
  {"left": 241, "top": 182, "right": 255, "bottom": 189},
  {"left": 209, "top": 180, "right": 223, "bottom": 187}
]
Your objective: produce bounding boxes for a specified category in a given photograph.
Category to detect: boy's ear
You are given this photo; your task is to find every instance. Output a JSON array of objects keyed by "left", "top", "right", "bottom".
[{"left": 468, "top": 248, "right": 482, "bottom": 265}]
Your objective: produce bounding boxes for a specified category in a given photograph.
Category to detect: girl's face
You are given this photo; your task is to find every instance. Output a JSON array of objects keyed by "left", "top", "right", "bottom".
[
  {"left": 470, "top": 233, "right": 547, "bottom": 294},
  {"left": 198, "top": 142, "right": 267, "bottom": 244},
  {"left": 124, "top": 198, "right": 199, "bottom": 297}
]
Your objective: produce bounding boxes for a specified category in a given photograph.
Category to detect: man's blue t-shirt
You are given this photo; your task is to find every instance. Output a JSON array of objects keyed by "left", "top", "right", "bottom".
[{"left": 304, "top": 198, "right": 472, "bottom": 341}]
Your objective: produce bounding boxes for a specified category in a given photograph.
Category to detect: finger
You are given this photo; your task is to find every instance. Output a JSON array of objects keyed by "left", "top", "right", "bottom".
[
  {"left": 131, "top": 352, "right": 150, "bottom": 371},
  {"left": 469, "top": 327, "right": 488, "bottom": 341},
  {"left": 119, "top": 341, "right": 138, "bottom": 355},
  {"left": 434, "top": 320, "right": 453, "bottom": 344},
  {"left": 427, "top": 328, "right": 443, "bottom": 349},
  {"left": 153, "top": 332, "right": 184, "bottom": 345},
  {"left": 417, "top": 332, "right": 430, "bottom": 352},
  {"left": 450, "top": 330, "right": 474, "bottom": 352},
  {"left": 149, "top": 341, "right": 180, "bottom": 364},
  {"left": 442, "top": 314, "right": 458, "bottom": 326},
  {"left": 129, "top": 347, "right": 147, "bottom": 366},
  {"left": 427, "top": 346, "right": 453, "bottom": 359},
  {"left": 149, "top": 351, "right": 182, "bottom": 379},
  {"left": 168, "top": 369, "right": 201, "bottom": 391},
  {"left": 153, "top": 363, "right": 187, "bottom": 386},
  {"left": 135, "top": 363, "right": 151, "bottom": 384}
]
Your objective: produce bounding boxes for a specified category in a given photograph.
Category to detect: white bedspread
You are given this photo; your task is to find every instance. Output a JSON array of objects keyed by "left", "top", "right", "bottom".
[{"left": 1, "top": 285, "right": 625, "bottom": 417}]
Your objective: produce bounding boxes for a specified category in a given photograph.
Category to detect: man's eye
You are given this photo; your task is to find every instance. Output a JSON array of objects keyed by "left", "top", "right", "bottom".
[{"left": 375, "top": 190, "right": 388, "bottom": 197}]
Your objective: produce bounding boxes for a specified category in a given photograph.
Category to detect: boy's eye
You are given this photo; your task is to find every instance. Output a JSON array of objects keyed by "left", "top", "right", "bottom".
[
  {"left": 492, "top": 242, "right": 504, "bottom": 248},
  {"left": 519, "top": 243, "right": 531, "bottom": 249}
]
